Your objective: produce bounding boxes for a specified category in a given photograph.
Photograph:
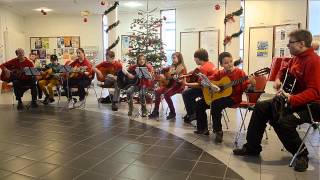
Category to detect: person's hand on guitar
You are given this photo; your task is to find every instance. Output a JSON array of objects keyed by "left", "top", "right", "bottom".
[
  {"left": 273, "top": 78, "right": 282, "bottom": 91},
  {"left": 2, "top": 67, "right": 11, "bottom": 78},
  {"left": 127, "top": 73, "right": 135, "bottom": 80},
  {"left": 106, "top": 74, "right": 116, "bottom": 80},
  {"left": 248, "top": 75, "right": 256, "bottom": 86}
]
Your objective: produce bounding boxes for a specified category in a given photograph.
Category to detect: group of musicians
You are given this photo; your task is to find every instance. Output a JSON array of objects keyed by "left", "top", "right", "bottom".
[{"left": 0, "top": 29, "right": 319, "bottom": 172}]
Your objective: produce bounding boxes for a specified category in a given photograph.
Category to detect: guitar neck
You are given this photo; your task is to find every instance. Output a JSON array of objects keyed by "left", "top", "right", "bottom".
[{"left": 224, "top": 76, "right": 248, "bottom": 89}]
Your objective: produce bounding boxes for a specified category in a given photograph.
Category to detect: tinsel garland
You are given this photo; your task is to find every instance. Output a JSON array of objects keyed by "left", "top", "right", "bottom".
[
  {"left": 224, "top": 7, "right": 243, "bottom": 24},
  {"left": 104, "top": 1, "right": 119, "bottom": 15},
  {"left": 223, "top": 29, "right": 243, "bottom": 45},
  {"left": 106, "top": 20, "right": 120, "bottom": 33},
  {"left": 107, "top": 36, "right": 120, "bottom": 51}
]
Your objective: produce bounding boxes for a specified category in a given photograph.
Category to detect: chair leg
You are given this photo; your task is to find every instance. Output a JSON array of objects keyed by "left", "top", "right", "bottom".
[
  {"left": 222, "top": 113, "right": 229, "bottom": 130},
  {"left": 264, "top": 129, "right": 269, "bottom": 140},
  {"left": 289, "top": 124, "right": 313, "bottom": 167}
]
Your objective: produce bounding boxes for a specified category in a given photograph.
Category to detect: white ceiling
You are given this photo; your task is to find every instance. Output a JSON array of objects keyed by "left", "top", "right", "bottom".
[{"left": 0, "top": 0, "right": 218, "bottom": 16}]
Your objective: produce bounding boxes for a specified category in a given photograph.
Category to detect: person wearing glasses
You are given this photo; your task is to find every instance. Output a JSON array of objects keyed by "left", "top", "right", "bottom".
[{"left": 233, "top": 29, "right": 320, "bottom": 172}]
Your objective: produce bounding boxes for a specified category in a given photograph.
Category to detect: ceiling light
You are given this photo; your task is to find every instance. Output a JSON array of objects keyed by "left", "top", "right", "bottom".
[
  {"left": 124, "top": 1, "right": 143, "bottom": 8},
  {"left": 34, "top": 7, "right": 53, "bottom": 12}
]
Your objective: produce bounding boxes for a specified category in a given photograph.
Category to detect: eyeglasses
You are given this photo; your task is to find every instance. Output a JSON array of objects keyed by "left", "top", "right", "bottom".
[{"left": 288, "top": 40, "right": 301, "bottom": 44}]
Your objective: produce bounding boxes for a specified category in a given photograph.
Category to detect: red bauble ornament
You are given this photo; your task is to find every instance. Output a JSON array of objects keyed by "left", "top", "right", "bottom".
[
  {"left": 41, "top": 9, "right": 44, "bottom": 13},
  {"left": 163, "top": 16, "right": 167, "bottom": 21},
  {"left": 100, "top": 1, "right": 105, "bottom": 6},
  {"left": 83, "top": 17, "right": 88, "bottom": 22},
  {"left": 214, "top": 4, "right": 220, "bottom": 11}
]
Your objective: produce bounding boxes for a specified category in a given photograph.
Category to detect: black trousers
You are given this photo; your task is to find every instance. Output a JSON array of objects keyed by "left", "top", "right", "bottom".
[
  {"left": 245, "top": 98, "right": 311, "bottom": 156},
  {"left": 196, "top": 97, "right": 235, "bottom": 132},
  {"left": 12, "top": 79, "right": 37, "bottom": 102},
  {"left": 63, "top": 77, "right": 91, "bottom": 101},
  {"left": 182, "top": 88, "right": 203, "bottom": 116}
]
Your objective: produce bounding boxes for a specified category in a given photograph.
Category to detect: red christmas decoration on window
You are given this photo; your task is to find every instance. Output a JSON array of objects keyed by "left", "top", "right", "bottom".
[
  {"left": 100, "top": 1, "right": 106, "bottom": 6},
  {"left": 214, "top": 4, "right": 221, "bottom": 11}
]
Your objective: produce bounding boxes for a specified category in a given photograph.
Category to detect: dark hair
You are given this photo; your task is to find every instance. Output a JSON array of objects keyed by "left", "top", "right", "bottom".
[
  {"left": 218, "top": 52, "right": 232, "bottom": 65},
  {"left": 29, "top": 52, "right": 37, "bottom": 56},
  {"left": 15, "top": 48, "right": 24, "bottom": 56},
  {"left": 77, "top": 48, "right": 85, "bottom": 54},
  {"left": 50, "top": 54, "right": 58, "bottom": 61},
  {"left": 194, "top": 48, "right": 208, "bottom": 61},
  {"left": 289, "top": 29, "right": 313, "bottom": 48},
  {"left": 106, "top": 50, "right": 115, "bottom": 59}
]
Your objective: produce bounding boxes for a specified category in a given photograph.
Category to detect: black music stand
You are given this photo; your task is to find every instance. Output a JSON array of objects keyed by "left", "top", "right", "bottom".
[
  {"left": 23, "top": 67, "right": 41, "bottom": 101},
  {"left": 58, "top": 65, "right": 72, "bottom": 100},
  {"left": 135, "top": 67, "right": 152, "bottom": 80}
]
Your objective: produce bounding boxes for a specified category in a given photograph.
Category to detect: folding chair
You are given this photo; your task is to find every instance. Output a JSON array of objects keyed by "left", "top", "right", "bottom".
[{"left": 289, "top": 101, "right": 320, "bottom": 167}]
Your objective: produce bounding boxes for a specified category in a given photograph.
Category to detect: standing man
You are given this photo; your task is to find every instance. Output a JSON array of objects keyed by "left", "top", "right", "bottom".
[{"left": 233, "top": 29, "right": 320, "bottom": 172}]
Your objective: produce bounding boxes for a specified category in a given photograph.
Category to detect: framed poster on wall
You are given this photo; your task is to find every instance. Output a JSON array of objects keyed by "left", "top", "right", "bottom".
[
  {"left": 180, "top": 31, "right": 199, "bottom": 70},
  {"left": 199, "top": 30, "right": 220, "bottom": 68},
  {"left": 248, "top": 26, "right": 274, "bottom": 74},
  {"left": 274, "top": 24, "right": 300, "bottom": 57},
  {"left": 121, "top": 35, "right": 130, "bottom": 61}
]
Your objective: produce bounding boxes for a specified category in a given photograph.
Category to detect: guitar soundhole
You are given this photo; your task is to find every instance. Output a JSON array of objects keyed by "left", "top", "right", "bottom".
[{"left": 218, "top": 86, "right": 224, "bottom": 92}]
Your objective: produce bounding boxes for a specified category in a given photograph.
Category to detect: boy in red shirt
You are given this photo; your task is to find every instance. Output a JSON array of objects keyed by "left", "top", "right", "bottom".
[
  {"left": 195, "top": 52, "right": 255, "bottom": 143},
  {"left": 182, "top": 48, "right": 218, "bottom": 123},
  {"left": 234, "top": 29, "right": 320, "bottom": 172},
  {"left": 125, "top": 54, "right": 154, "bottom": 117},
  {"left": 0, "top": 48, "right": 38, "bottom": 110},
  {"left": 93, "top": 50, "right": 122, "bottom": 111}
]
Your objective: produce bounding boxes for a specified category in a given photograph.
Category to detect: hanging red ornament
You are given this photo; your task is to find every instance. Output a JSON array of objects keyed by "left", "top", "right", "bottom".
[
  {"left": 83, "top": 17, "right": 88, "bottom": 22},
  {"left": 214, "top": 4, "right": 221, "bottom": 11},
  {"left": 43, "top": 12, "right": 47, "bottom": 15},
  {"left": 163, "top": 16, "right": 167, "bottom": 21},
  {"left": 100, "top": 1, "right": 105, "bottom": 6}
]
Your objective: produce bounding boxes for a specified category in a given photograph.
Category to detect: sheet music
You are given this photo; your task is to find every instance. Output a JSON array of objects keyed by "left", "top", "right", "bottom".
[{"left": 135, "top": 67, "right": 152, "bottom": 79}]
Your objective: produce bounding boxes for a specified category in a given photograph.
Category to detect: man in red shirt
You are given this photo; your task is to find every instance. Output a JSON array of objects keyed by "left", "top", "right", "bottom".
[
  {"left": 194, "top": 52, "right": 255, "bottom": 142},
  {"left": 0, "top": 48, "right": 38, "bottom": 110},
  {"left": 182, "top": 48, "right": 218, "bottom": 123},
  {"left": 234, "top": 29, "right": 320, "bottom": 172},
  {"left": 93, "top": 50, "right": 122, "bottom": 111}
]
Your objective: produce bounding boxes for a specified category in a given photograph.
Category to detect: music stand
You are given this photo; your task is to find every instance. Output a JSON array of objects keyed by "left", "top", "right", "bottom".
[
  {"left": 135, "top": 67, "right": 152, "bottom": 80},
  {"left": 24, "top": 67, "right": 41, "bottom": 101},
  {"left": 58, "top": 65, "right": 72, "bottom": 101}
]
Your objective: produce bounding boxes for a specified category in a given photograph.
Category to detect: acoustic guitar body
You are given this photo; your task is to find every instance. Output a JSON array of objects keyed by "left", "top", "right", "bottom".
[
  {"left": 203, "top": 76, "right": 232, "bottom": 105},
  {"left": 0, "top": 71, "right": 11, "bottom": 83}
]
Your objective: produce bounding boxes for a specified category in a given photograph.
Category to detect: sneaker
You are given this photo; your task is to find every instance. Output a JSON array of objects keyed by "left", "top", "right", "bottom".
[
  {"left": 233, "top": 144, "right": 260, "bottom": 156},
  {"left": 17, "top": 101, "right": 25, "bottom": 110},
  {"left": 74, "top": 100, "right": 85, "bottom": 108},
  {"left": 184, "top": 113, "right": 196, "bottom": 123},
  {"left": 194, "top": 129, "right": 210, "bottom": 135},
  {"left": 214, "top": 131, "right": 223, "bottom": 143},
  {"left": 294, "top": 156, "right": 309, "bottom": 172},
  {"left": 166, "top": 112, "right": 176, "bottom": 120},
  {"left": 111, "top": 103, "right": 118, "bottom": 111},
  {"left": 49, "top": 98, "right": 55, "bottom": 103},
  {"left": 67, "top": 99, "right": 75, "bottom": 109},
  {"left": 148, "top": 110, "right": 159, "bottom": 119},
  {"left": 42, "top": 96, "right": 50, "bottom": 105}
]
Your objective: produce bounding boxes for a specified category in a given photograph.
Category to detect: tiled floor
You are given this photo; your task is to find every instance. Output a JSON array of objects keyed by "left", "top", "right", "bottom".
[{"left": 0, "top": 87, "right": 319, "bottom": 180}]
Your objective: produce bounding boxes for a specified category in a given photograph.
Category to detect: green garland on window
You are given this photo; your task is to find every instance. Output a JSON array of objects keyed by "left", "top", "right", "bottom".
[
  {"left": 224, "top": 29, "right": 243, "bottom": 45},
  {"left": 107, "top": 36, "right": 120, "bottom": 51},
  {"left": 104, "top": 1, "right": 119, "bottom": 15},
  {"left": 224, "top": 7, "right": 243, "bottom": 24},
  {"left": 106, "top": 20, "right": 120, "bottom": 33}
]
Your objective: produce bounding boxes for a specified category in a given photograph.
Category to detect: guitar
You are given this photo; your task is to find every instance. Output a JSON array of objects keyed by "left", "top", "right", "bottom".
[
  {"left": 202, "top": 67, "right": 270, "bottom": 105},
  {"left": 96, "top": 66, "right": 117, "bottom": 82},
  {"left": 69, "top": 66, "right": 88, "bottom": 78},
  {"left": 116, "top": 70, "right": 139, "bottom": 90},
  {"left": 0, "top": 68, "right": 24, "bottom": 82}
]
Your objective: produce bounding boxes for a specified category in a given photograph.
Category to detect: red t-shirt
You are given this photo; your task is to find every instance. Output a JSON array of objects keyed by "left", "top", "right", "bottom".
[
  {"left": 69, "top": 58, "right": 93, "bottom": 79},
  {"left": 209, "top": 67, "right": 249, "bottom": 104},
  {"left": 277, "top": 48, "right": 320, "bottom": 107},
  {"left": 96, "top": 60, "right": 122, "bottom": 76},
  {"left": 198, "top": 61, "right": 218, "bottom": 77},
  {"left": 128, "top": 63, "right": 154, "bottom": 88},
  {"left": 0, "top": 57, "right": 34, "bottom": 80}
]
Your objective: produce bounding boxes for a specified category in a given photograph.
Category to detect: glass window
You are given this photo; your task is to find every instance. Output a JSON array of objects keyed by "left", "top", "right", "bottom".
[
  {"left": 161, "top": 9, "right": 176, "bottom": 65},
  {"left": 103, "top": 15, "right": 108, "bottom": 60},
  {"left": 239, "top": 0, "right": 245, "bottom": 69}
]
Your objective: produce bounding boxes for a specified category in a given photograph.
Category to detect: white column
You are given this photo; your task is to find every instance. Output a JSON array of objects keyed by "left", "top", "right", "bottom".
[{"left": 107, "top": 4, "right": 119, "bottom": 58}]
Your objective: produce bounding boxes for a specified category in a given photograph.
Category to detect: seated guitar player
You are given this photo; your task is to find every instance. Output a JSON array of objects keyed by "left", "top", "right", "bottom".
[
  {"left": 62, "top": 48, "right": 93, "bottom": 109},
  {"left": 38, "top": 55, "right": 61, "bottom": 105},
  {"left": 149, "top": 52, "right": 187, "bottom": 120},
  {"left": 195, "top": 52, "right": 255, "bottom": 143},
  {"left": 233, "top": 29, "right": 320, "bottom": 172},
  {"left": 93, "top": 50, "right": 122, "bottom": 111},
  {"left": 182, "top": 48, "right": 218, "bottom": 123},
  {"left": 0, "top": 48, "right": 38, "bottom": 110},
  {"left": 125, "top": 54, "right": 154, "bottom": 117}
]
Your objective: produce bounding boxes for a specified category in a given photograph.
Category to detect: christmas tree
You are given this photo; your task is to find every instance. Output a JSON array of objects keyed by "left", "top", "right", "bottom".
[{"left": 128, "top": 10, "right": 166, "bottom": 68}]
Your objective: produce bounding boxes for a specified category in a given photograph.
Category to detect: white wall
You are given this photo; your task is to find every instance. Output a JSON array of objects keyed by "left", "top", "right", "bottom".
[
  {"left": 243, "top": 0, "right": 307, "bottom": 73},
  {"left": 24, "top": 15, "right": 104, "bottom": 63},
  {"left": 0, "top": 7, "right": 26, "bottom": 63}
]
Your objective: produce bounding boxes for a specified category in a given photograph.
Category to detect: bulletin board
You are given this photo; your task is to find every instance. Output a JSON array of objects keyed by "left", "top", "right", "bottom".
[
  {"left": 248, "top": 26, "right": 274, "bottom": 74},
  {"left": 274, "top": 24, "right": 300, "bottom": 57},
  {"left": 180, "top": 31, "right": 199, "bottom": 71},
  {"left": 199, "top": 30, "right": 220, "bottom": 68},
  {"left": 30, "top": 36, "right": 80, "bottom": 64}
]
